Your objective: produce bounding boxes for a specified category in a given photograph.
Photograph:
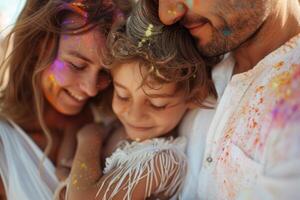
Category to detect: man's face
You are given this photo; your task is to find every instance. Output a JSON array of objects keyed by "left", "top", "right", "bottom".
[{"left": 159, "top": 0, "right": 271, "bottom": 56}]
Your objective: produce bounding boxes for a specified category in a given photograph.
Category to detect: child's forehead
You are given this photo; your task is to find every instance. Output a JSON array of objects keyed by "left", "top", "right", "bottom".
[
  {"left": 112, "top": 61, "right": 179, "bottom": 96},
  {"left": 142, "top": 81, "right": 178, "bottom": 98}
]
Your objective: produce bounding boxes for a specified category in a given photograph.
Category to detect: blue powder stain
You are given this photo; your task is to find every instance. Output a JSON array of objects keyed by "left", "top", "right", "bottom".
[{"left": 222, "top": 27, "right": 232, "bottom": 37}]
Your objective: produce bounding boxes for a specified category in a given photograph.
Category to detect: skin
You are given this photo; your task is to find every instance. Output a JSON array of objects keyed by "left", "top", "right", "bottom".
[
  {"left": 111, "top": 61, "right": 191, "bottom": 141},
  {"left": 41, "top": 20, "right": 112, "bottom": 181},
  {"left": 41, "top": 27, "right": 110, "bottom": 116},
  {"left": 38, "top": 15, "right": 110, "bottom": 163},
  {"left": 158, "top": 0, "right": 300, "bottom": 74},
  {"left": 0, "top": 15, "right": 110, "bottom": 198},
  {"left": 66, "top": 61, "right": 193, "bottom": 200}
]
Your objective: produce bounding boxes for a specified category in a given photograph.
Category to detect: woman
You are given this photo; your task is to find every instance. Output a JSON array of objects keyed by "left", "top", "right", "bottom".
[{"left": 0, "top": 0, "right": 131, "bottom": 199}]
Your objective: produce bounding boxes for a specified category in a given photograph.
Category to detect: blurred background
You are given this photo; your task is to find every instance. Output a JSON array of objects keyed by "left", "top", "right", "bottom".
[
  {"left": 0, "top": 0, "right": 25, "bottom": 35},
  {"left": 0, "top": 0, "right": 25, "bottom": 60}
]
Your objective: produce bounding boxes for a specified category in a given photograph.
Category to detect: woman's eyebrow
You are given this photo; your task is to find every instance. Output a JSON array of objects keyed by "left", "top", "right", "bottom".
[{"left": 67, "top": 50, "right": 93, "bottom": 64}]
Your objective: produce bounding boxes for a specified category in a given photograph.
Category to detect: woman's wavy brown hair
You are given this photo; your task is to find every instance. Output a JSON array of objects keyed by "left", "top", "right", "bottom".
[
  {"left": 0, "top": 0, "right": 132, "bottom": 157},
  {"left": 107, "top": 0, "right": 219, "bottom": 106}
]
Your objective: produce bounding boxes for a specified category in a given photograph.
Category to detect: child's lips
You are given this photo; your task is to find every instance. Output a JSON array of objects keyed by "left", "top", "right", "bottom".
[{"left": 126, "top": 123, "right": 154, "bottom": 131}]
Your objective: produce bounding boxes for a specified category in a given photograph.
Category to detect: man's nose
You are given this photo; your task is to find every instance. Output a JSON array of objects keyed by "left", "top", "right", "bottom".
[{"left": 158, "top": 0, "right": 187, "bottom": 25}]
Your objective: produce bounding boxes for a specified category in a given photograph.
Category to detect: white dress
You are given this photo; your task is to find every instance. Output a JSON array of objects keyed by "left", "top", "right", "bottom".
[
  {"left": 97, "top": 137, "right": 187, "bottom": 200},
  {"left": 0, "top": 119, "right": 58, "bottom": 200}
]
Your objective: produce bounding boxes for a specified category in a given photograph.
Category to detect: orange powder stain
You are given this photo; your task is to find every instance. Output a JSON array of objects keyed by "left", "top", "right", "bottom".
[
  {"left": 255, "top": 86, "right": 265, "bottom": 93},
  {"left": 274, "top": 61, "right": 284, "bottom": 70}
]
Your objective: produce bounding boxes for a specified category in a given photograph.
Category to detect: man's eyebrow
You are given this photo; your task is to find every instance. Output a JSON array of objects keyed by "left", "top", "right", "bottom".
[{"left": 67, "top": 50, "right": 93, "bottom": 64}]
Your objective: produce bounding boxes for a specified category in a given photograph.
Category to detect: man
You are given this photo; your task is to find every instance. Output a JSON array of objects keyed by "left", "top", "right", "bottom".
[{"left": 154, "top": 0, "right": 300, "bottom": 199}]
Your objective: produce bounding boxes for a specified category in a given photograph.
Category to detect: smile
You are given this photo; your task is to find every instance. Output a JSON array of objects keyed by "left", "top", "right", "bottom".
[
  {"left": 126, "top": 123, "right": 153, "bottom": 131},
  {"left": 65, "top": 89, "right": 86, "bottom": 102}
]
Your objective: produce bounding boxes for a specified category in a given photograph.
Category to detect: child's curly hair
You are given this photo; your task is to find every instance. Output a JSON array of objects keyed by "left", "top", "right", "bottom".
[{"left": 106, "top": 0, "right": 219, "bottom": 106}]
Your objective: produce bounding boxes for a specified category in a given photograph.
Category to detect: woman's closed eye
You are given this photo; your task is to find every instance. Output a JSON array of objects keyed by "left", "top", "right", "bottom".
[{"left": 68, "top": 62, "right": 86, "bottom": 71}]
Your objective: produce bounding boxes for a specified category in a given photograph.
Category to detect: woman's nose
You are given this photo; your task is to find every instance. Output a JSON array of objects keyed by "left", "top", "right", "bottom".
[
  {"left": 80, "top": 76, "right": 98, "bottom": 97},
  {"left": 158, "top": 0, "right": 187, "bottom": 25}
]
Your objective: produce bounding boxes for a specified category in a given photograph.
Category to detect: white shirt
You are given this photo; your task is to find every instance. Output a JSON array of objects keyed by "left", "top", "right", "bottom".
[
  {"left": 180, "top": 33, "right": 300, "bottom": 200},
  {"left": 0, "top": 119, "right": 58, "bottom": 200}
]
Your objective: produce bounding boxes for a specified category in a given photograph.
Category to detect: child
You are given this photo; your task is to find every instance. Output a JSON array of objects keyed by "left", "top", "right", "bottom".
[{"left": 63, "top": 0, "right": 217, "bottom": 199}]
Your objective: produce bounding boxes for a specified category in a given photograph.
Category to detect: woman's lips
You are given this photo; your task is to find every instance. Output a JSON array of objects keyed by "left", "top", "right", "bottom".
[{"left": 64, "top": 89, "right": 87, "bottom": 106}]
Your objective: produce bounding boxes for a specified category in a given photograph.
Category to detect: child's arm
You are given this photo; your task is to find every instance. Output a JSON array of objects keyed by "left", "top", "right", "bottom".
[
  {"left": 102, "top": 126, "right": 128, "bottom": 159},
  {"left": 56, "top": 125, "right": 80, "bottom": 181},
  {"left": 66, "top": 123, "right": 105, "bottom": 200}
]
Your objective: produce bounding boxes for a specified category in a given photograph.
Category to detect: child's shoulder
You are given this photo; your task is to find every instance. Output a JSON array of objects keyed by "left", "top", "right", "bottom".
[
  {"left": 104, "top": 136, "right": 187, "bottom": 173},
  {"left": 102, "top": 137, "right": 188, "bottom": 199},
  {"left": 111, "top": 136, "right": 186, "bottom": 159}
]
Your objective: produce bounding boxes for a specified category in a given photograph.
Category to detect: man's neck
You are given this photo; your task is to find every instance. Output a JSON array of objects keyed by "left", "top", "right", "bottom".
[{"left": 233, "top": 0, "right": 300, "bottom": 75}]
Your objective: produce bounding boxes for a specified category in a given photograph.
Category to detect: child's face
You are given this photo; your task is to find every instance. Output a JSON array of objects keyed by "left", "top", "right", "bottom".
[{"left": 112, "top": 61, "right": 189, "bottom": 141}]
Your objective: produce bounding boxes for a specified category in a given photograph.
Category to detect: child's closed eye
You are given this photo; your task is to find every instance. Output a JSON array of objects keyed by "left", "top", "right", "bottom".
[
  {"left": 149, "top": 102, "right": 168, "bottom": 111},
  {"left": 115, "top": 91, "right": 129, "bottom": 101}
]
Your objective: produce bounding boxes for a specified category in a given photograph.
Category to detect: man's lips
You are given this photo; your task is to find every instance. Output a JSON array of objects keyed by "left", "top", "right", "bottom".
[
  {"left": 182, "top": 17, "right": 209, "bottom": 30},
  {"left": 187, "top": 23, "right": 208, "bottom": 31}
]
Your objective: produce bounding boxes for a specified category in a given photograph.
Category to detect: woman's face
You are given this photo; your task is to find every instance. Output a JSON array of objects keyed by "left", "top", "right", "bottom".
[{"left": 41, "top": 25, "right": 110, "bottom": 116}]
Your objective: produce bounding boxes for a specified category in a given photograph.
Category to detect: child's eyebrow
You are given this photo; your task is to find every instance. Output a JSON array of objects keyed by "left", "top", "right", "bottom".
[
  {"left": 114, "top": 81, "right": 176, "bottom": 98},
  {"left": 146, "top": 93, "right": 175, "bottom": 98},
  {"left": 113, "top": 81, "right": 127, "bottom": 90}
]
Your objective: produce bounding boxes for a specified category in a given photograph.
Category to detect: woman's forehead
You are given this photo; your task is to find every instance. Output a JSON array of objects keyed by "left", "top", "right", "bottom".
[{"left": 61, "top": 13, "right": 87, "bottom": 30}]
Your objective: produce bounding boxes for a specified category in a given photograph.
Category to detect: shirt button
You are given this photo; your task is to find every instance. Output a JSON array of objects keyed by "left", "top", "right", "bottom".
[{"left": 206, "top": 156, "right": 213, "bottom": 163}]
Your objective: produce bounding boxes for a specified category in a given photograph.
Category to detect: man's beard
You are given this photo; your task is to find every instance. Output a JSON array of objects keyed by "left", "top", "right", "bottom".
[{"left": 195, "top": 29, "right": 238, "bottom": 57}]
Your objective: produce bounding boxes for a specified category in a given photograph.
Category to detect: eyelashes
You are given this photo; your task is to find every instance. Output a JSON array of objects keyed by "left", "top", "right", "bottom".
[{"left": 114, "top": 90, "right": 168, "bottom": 111}]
